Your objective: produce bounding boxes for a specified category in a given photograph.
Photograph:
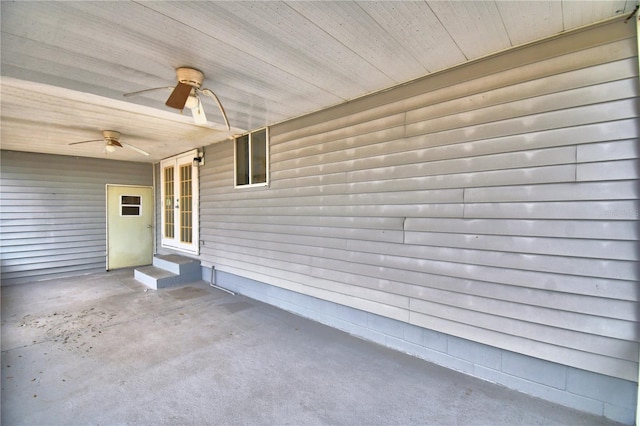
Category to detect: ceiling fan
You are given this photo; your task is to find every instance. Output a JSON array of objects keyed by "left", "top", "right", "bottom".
[
  {"left": 124, "top": 67, "right": 230, "bottom": 130},
  {"left": 69, "top": 130, "right": 150, "bottom": 156}
]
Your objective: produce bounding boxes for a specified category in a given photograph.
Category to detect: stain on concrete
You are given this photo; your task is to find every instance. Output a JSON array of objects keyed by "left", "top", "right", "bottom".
[
  {"left": 166, "top": 286, "right": 209, "bottom": 301},
  {"left": 18, "top": 307, "right": 117, "bottom": 356},
  {"left": 220, "top": 301, "right": 254, "bottom": 314}
]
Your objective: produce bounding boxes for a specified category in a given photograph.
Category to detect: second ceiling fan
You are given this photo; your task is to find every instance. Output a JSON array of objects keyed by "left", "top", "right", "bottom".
[
  {"left": 69, "top": 130, "right": 150, "bottom": 156},
  {"left": 125, "top": 67, "right": 230, "bottom": 130}
]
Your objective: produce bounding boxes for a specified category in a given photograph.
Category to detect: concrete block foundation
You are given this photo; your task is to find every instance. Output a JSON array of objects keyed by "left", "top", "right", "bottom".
[{"left": 208, "top": 267, "right": 637, "bottom": 425}]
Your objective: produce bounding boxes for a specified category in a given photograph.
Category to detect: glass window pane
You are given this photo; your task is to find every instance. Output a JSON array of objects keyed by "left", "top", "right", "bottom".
[
  {"left": 251, "top": 129, "right": 267, "bottom": 184},
  {"left": 164, "top": 167, "right": 175, "bottom": 238},
  {"left": 236, "top": 135, "right": 249, "bottom": 186},
  {"left": 121, "top": 206, "right": 140, "bottom": 216},
  {"left": 179, "top": 164, "right": 193, "bottom": 243},
  {"left": 121, "top": 195, "right": 141, "bottom": 205}
]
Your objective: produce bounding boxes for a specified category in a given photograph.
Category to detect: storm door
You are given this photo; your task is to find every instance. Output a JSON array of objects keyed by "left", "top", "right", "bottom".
[{"left": 160, "top": 150, "right": 199, "bottom": 254}]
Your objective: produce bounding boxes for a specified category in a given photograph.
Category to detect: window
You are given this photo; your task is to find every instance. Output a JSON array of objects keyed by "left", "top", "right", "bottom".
[
  {"left": 235, "top": 127, "right": 269, "bottom": 187},
  {"left": 120, "top": 195, "right": 141, "bottom": 216}
]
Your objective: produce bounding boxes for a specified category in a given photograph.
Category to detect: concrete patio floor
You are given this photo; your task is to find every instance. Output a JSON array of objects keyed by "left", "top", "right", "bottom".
[{"left": 1, "top": 269, "right": 624, "bottom": 425}]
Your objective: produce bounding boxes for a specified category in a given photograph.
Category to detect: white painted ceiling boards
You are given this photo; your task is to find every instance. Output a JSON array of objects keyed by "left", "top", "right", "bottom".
[{"left": 0, "top": 1, "right": 635, "bottom": 162}]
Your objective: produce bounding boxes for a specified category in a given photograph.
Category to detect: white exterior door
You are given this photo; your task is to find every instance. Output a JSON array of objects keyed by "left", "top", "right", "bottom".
[
  {"left": 160, "top": 150, "right": 199, "bottom": 254},
  {"left": 106, "top": 185, "right": 154, "bottom": 270}
]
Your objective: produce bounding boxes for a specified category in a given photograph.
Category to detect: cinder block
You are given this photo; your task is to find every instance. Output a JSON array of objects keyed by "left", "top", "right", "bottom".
[
  {"left": 502, "top": 351, "right": 566, "bottom": 390},
  {"left": 242, "top": 288, "right": 265, "bottom": 303},
  {"left": 403, "top": 323, "right": 424, "bottom": 344},
  {"left": 225, "top": 276, "right": 269, "bottom": 303},
  {"left": 320, "top": 316, "right": 353, "bottom": 335},
  {"left": 475, "top": 365, "right": 605, "bottom": 418},
  {"left": 447, "top": 336, "right": 501, "bottom": 370},
  {"left": 289, "top": 291, "right": 313, "bottom": 309},
  {"left": 336, "top": 304, "right": 368, "bottom": 327},
  {"left": 385, "top": 334, "right": 427, "bottom": 359},
  {"left": 269, "top": 297, "right": 294, "bottom": 312},
  {"left": 209, "top": 272, "right": 255, "bottom": 296},
  {"left": 200, "top": 265, "right": 210, "bottom": 281},
  {"left": 218, "top": 272, "right": 253, "bottom": 293},
  {"left": 421, "top": 347, "right": 474, "bottom": 375},
  {"left": 403, "top": 323, "right": 447, "bottom": 352},
  {"left": 314, "top": 297, "right": 339, "bottom": 318},
  {"left": 216, "top": 271, "right": 235, "bottom": 288},
  {"left": 248, "top": 279, "right": 269, "bottom": 296},
  {"left": 566, "top": 367, "right": 637, "bottom": 408},
  {"left": 604, "top": 402, "right": 636, "bottom": 425},
  {"left": 266, "top": 285, "right": 292, "bottom": 303},
  {"left": 292, "top": 305, "right": 317, "bottom": 322},
  {"left": 348, "top": 322, "right": 387, "bottom": 347},
  {"left": 367, "top": 313, "right": 404, "bottom": 338},
  {"left": 241, "top": 279, "right": 266, "bottom": 297},
  {"left": 423, "top": 328, "right": 447, "bottom": 352}
]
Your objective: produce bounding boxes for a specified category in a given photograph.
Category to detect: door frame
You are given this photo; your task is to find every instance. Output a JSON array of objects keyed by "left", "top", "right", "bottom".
[{"left": 160, "top": 149, "right": 200, "bottom": 255}]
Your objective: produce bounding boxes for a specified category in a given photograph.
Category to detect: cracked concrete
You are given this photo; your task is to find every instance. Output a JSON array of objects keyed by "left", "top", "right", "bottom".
[{"left": 1, "top": 269, "right": 624, "bottom": 425}]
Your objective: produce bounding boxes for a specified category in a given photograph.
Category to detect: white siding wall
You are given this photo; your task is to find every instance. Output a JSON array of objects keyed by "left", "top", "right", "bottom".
[
  {"left": 0, "top": 151, "right": 152, "bottom": 285},
  {"left": 198, "top": 19, "right": 639, "bottom": 382}
]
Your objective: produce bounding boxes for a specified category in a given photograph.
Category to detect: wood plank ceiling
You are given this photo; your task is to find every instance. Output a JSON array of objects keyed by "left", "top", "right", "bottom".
[{"left": 0, "top": 1, "right": 634, "bottom": 163}]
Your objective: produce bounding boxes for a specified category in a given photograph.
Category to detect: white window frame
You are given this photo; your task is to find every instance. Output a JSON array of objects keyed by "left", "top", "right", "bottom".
[
  {"left": 234, "top": 127, "right": 269, "bottom": 188},
  {"left": 120, "top": 194, "right": 142, "bottom": 217}
]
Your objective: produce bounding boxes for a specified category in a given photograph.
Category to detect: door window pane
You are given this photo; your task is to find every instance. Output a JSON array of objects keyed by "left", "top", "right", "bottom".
[
  {"left": 121, "top": 195, "right": 141, "bottom": 205},
  {"left": 179, "top": 164, "right": 193, "bottom": 244},
  {"left": 164, "top": 166, "right": 175, "bottom": 238},
  {"left": 121, "top": 206, "right": 140, "bottom": 216},
  {"left": 121, "top": 194, "right": 141, "bottom": 216}
]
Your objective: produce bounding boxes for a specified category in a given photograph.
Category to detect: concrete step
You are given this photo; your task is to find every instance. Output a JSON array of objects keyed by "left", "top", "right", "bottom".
[
  {"left": 153, "top": 254, "right": 201, "bottom": 280},
  {"left": 134, "top": 255, "right": 201, "bottom": 289}
]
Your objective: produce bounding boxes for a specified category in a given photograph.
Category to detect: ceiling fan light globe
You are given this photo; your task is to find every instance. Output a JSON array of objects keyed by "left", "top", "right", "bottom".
[{"left": 105, "top": 144, "right": 117, "bottom": 153}]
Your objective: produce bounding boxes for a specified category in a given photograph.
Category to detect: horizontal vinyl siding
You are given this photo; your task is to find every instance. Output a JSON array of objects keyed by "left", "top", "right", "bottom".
[
  {"left": 198, "top": 19, "right": 639, "bottom": 381},
  {"left": 0, "top": 151, "right": 152, "bottom": 285}
]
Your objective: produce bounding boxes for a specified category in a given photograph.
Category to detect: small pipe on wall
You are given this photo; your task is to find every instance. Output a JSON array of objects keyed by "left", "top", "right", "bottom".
[{"left": 209, "top": 265, "right": 235, "bottom": 296}]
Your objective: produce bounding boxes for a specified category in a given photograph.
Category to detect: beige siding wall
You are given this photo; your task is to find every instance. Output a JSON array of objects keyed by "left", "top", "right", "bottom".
[
  {"left": 1, "top": 151, "right": 153, "bottom": 285},
  {"left": 199, "top": 18, "right": 639, "bottom": 382}
]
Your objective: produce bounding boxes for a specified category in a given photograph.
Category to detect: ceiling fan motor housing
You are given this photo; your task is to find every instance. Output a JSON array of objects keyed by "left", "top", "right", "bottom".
[
  {"left": 102, "top": 130, "right": 122, "bottom": 147},
  {"left": 176, "top": 67, "right": 204, "bottom": 89},
  {"left": 102, "top": 130, "right": 121, "bottom": 141}
]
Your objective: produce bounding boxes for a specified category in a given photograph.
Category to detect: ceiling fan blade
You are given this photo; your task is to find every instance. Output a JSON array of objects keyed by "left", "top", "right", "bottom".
[
  {"left": 165, "top": 82, "right": 192, "bottom": 109},
  {"left": 200, "top": 88, "right": 230, "bottom": 131},
  {"left": 123, "top": 86, "right": 173, "bottom": 97},
  {"left": 69, "top": 139, "right": 102, "bottom": 145},
  {"left": 190, "top": 97, "right": 207, "bottom": 125},
  {"left": 121, "top": 142, "right": 150, "bottom": 156},
  {"left": 111, "top": 140, "right": 123, "bottom": 148}
]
